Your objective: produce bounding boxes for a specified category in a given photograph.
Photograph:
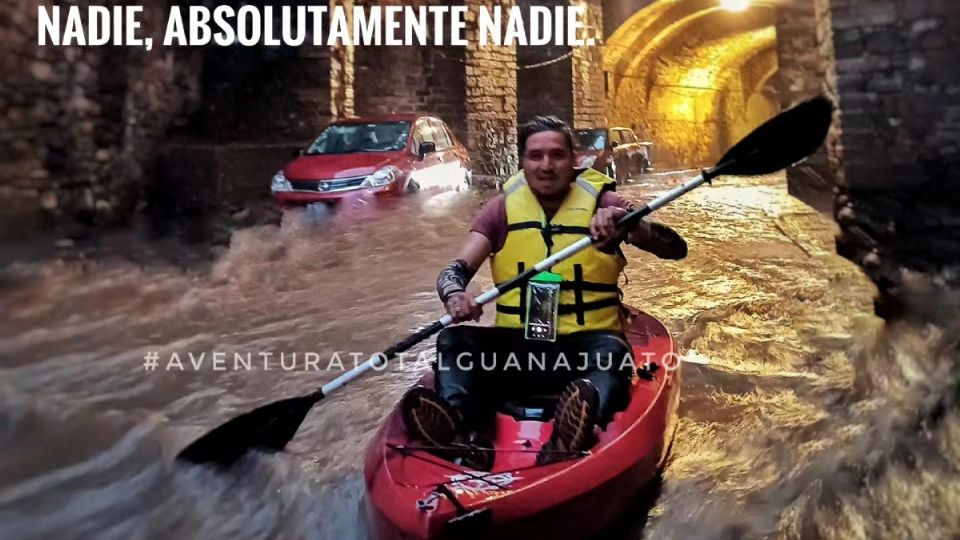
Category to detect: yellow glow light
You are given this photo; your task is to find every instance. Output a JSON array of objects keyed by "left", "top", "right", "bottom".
[
  {"left": 670, "top": 100, "right": 695, "bottom": 121},
  {"left": 681, "top": 67, "right": 717, "bottom": 89},
  {"left": 721, "top": 0, "right": 750, "bottom": 12}
]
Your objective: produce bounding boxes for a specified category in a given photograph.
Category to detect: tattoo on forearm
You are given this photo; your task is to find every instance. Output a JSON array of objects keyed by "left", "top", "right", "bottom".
[{"left": 437, "top": 259, "right": 476, "bottom": 303}]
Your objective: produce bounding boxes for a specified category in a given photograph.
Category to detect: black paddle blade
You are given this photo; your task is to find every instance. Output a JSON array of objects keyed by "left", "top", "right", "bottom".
[
  {"left": 713, "top": 96, "right": 833, "bottom": 177},
  {"left": 176, "top": 394, "right": 320, "bottom": 467}
]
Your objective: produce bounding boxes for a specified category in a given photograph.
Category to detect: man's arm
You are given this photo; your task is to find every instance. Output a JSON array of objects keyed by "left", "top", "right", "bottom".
[
  {"left": 625, "top": 220, "right": 687, "bottom": 260},
  {"left": 436, "top": 232, "right": 492, "bottom": 302},
  {"left": 597, "top": 192, "right": 687, "bottom": 260}
]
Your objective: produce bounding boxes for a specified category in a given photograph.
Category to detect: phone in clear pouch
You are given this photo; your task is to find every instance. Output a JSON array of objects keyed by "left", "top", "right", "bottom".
[{"left": 524, "top": 272, "right": 562, "bottom": 342}]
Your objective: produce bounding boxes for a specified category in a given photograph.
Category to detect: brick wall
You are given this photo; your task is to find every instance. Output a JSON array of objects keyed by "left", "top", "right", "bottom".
[
  {"left": 465, "top": 0, "right": 519, "bottom": 186},
  {"left": 572, "top": 0, "right": 606, "bottom": 128},
  {"left": 0, "top": 0, "right": 356, "bottom": 237},
  {"left": 517, "top": 50, "right": 573, "bottom": 126},
  {"left": 354, "top": 44, "right": 467, "bottom": 139},
  {"left": 517, "top": 0, "right": 573, "bottom": 126},
  {"left": 774, "top": 0, "right": 839, "bottom": 211},
  {"left": 352, "top": 0, "right": 467, "bottom": 140},
  {"left": 0, "top": 0, "right": 202, "bottom": 237},
  {"left": 830, "top": 0, "right": 960, "bottom": 318}
]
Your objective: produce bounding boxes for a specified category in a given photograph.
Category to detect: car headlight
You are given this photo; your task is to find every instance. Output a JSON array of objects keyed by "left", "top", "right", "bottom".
[
  {"left": 271, "top": 170, "right": 292, "bottom": 192},
  {"left": 362, "top": 166, "right": 399, "bottom": 187},
  {"left": 577, "top": 155, "right": 597, "bottom": 168}
]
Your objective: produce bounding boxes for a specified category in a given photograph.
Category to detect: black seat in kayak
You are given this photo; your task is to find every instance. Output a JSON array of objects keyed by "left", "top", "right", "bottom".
[{"left": 498, "top": 394, "right": 560, "bottom": 421}]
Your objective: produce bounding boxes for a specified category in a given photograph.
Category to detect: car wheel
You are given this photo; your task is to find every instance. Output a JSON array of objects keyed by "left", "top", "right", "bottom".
[
  {"left": 464, "top": 169, "right": 472, "bottom": 187},
  {"left": 640, "top": 156, "right": 652, "bottom": 173},
  {"left": 625, "top": 158, "right": 638, "bottom": 183},
  {"left": 405, "top": 179, "right": 421, "bottom": 194}
]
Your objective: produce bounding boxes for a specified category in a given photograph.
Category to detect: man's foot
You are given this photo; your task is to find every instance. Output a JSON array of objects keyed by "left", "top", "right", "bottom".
[
  {"left": 400, "top": 387, "right": 493, "bottom": 471},
  {"left": 536, "top": 379, "right": 599, "bottom": 465},
  {"left": 401, "top": 387, "right": 461, "bottom": 448}
]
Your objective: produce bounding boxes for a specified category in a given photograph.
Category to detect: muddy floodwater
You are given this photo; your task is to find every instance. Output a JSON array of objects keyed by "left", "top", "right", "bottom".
[{"left": 2, "top": 172, "right": 958, "bottom": 539}]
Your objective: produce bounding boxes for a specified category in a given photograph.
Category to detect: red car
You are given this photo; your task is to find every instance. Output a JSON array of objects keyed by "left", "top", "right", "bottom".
[{"left": 271, "top": 114, "right": 471, "bottom": 205}]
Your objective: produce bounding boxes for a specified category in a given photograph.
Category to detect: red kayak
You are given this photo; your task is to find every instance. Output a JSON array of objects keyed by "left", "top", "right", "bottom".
[{"left": 363, "top": 307, "right": 680, "bottom": 540}]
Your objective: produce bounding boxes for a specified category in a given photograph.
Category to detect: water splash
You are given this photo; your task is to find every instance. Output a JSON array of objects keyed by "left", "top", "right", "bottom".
[{"left": 1, "top": 175, "right": 956, "bottom": 539}]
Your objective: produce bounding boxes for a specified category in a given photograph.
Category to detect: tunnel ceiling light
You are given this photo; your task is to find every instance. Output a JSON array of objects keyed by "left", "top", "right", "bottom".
[{"left": 721, "top": 0, "right": 750, "bottom": 11}]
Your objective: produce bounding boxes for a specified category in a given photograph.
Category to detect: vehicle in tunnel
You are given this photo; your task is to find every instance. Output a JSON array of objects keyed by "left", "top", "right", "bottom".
[
  {"left": 270, "top": 114, "right": 471, "bottom": 206},
  {"left": 573, "top": 127, "right": 653, "bottom": 184}
]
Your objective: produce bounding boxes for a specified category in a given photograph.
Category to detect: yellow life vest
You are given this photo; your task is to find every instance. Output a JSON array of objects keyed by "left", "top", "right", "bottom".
[{"left": 492, "top": 168, "right": 626, "bottom": 334}]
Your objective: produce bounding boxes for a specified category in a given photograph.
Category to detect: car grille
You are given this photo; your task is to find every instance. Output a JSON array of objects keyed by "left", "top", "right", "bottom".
[{"left": 290, "top": 176, "right": 367, "bottom": 192}]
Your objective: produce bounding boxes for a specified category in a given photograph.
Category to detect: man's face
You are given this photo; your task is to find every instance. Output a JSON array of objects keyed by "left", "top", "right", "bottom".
[{"left": 522, "top": 131, "right": 574, "bottom": 198}]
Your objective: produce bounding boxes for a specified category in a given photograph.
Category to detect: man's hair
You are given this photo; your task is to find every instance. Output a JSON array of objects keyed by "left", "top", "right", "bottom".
[{"left": 518, "top": 115, "right": 575, "bottom": 158}]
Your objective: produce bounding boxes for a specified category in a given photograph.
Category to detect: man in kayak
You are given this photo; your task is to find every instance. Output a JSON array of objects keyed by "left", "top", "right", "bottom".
[{"left": 402, "top": 116, "right": 687, "bottom": 469}]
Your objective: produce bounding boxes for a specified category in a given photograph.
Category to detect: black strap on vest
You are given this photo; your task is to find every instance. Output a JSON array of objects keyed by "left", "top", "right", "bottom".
[
  {"left": 506, "top": 221, "right": 592, "bottom": 251},
  {"left": 561, "top": 264, "right": 586, "bottom": 326},
  {"left": 499, "top": 183, "right": 619, "bottom": 326},
  {"left": 573, "top": 265, "right": 585, "bottom": 325},
  {"left": 496, "top": 261, "right": 620, "bottom": 326},
  {"left": 517, "top": 262, "right": 527, "bottom": 319},
  {"left": 495, "top": 298, "right": 621, "bottom": 318},
  {"left": 561, "top": 281, "right": 619, "bottom": 293},
  {"left": 507, "top": 221, "right": 543, "bottom": 232}
]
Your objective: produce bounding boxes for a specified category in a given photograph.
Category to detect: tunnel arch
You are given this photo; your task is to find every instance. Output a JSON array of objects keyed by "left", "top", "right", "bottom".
[{"left": 602, "top": 0, "right": 781, "bottom": 168}]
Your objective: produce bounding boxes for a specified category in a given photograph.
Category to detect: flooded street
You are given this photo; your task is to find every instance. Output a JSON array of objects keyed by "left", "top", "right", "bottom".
[{"left": 1, "top": 173, "right": 957, "bottom": 539}]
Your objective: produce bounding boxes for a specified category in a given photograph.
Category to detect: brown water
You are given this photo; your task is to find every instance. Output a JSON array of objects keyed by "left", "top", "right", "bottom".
[{"left": 1, "top": 174, "right": 957, "bottom": 540}]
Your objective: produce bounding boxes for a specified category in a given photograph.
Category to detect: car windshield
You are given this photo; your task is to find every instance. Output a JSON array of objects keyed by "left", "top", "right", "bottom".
[
  {"left": 305, "top": 121, "right": 411, "bottom": 154},
  {"left": 574, "top": 129, "right": 606, "bottom": 151}
]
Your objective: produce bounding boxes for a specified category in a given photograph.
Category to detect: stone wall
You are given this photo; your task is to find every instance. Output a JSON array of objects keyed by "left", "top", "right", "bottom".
[
  {"left": 352, "top": 0, "right": 467, "bottom": 140},
  {"left": 516, "top": 0, "right": 573, "bottom": 126},
  {"left": 0, "top": 0, "right": 348, "bottom": 238},
  {"left": 830, "top": 0, "right": 960, "bottom": 318},
  {"left": 727, "top": 47, "right": 778, "bottom": 144},
  {"left": 572, "top": 0, "right": 606, "bottom": 128},
  {"left": 775, "top": 0, "right": 840, "bottom": 211},
  {"left": 517, "top": 48, "right": 573, "bottom": 126},
  {"left": 639, "top": 25, "right": 777, "bottom": 167},
  {"left": 154, "top": 0, "right": 341, "bottom": 230},
  {"left": 331, "top": 0, "right": 356, "bottom": 119},
  {"left": 516, "top": 0, "right": 605, "bottom": 129},
  {"left": 465, "top": 0, "right": 519, "bottom": 187},
  {"left": 603, "top": 5, "right": 778, "bottom": 169},
  {"left": 0, "top": 0, "right": 204, "bottom": 238},
  {"left": 354, "top": 44, "right": 467, "bottom": 138}
]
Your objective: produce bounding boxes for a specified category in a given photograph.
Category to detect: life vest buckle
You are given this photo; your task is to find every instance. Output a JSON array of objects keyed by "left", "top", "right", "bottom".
[{"left": 541, "top": 224, "right": 563, "bottom": 249}]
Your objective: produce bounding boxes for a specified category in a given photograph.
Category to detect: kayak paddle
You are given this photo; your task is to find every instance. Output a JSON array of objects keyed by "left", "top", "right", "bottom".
[{"left": 177, "top": 96, "right": 833, "bottom": 467}]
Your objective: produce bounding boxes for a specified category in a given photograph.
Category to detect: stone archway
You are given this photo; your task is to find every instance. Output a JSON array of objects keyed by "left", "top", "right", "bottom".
[{"left": 602, "top": 0, "right": 779, "bottom": 168}]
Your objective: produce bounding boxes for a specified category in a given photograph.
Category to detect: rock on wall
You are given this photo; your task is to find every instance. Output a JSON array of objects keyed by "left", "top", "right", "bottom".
[{"left": 830, "top": 0, "right": 960, "bottom": 319}]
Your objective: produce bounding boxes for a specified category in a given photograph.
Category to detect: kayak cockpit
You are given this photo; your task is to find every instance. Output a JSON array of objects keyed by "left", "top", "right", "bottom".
[{"left": 364, "top": 308, "right": 680, "bottom": 540}]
